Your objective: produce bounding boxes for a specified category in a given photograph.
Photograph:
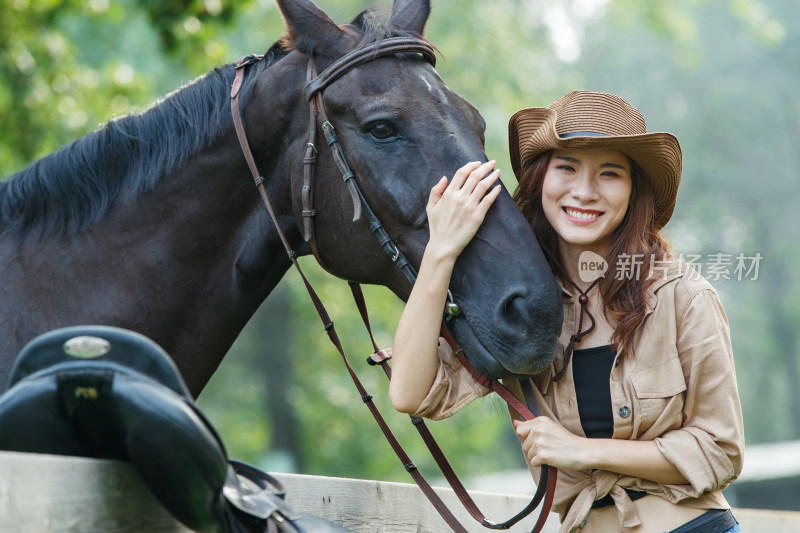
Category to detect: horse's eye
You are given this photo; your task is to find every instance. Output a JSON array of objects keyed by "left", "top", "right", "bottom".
[{"left": 367, "top": 122, "right": 398, "bottom": 140}]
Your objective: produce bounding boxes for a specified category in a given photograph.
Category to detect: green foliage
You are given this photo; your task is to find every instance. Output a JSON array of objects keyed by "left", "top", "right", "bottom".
[
  {"left": 0, "top": 0, "right": 268, "bottom": 176},
  {"left": 3, "top": 0, "right": 799, "bottom": 487},
  {"left": 0, "top": 0, "right": 142, "bottom": 170}
]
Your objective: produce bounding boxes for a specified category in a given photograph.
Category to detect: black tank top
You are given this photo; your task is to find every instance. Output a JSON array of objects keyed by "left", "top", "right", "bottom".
[
  {"left": 572, "top": 345, "right": 616, "bottom": 439},
  {"left": 572, "top": 344, "right": 648, "bottom": 508}
]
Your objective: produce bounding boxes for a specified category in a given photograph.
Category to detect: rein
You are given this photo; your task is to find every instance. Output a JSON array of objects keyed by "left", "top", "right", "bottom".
[{"left": 230, "top": 38, "right": 555, "bottom": 533}]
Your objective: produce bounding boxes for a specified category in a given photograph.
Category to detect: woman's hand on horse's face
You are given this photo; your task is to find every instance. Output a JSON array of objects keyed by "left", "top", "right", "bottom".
[
  {"left": 514, "top": 417, "right": 591, "bottom": 470},
  {"left": 425, "top": 160, "right": 502, "bottom": 261}
]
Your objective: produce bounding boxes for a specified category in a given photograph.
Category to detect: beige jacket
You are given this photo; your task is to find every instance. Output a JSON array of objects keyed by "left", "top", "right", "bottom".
[{"left": 412, "top": 261, "right": 744, "bottom": 532}]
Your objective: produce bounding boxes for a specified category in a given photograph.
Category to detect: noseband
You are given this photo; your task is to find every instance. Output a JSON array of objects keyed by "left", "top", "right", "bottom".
[{"left": 230, "top": 38, "right": 555, "bottom": 533}]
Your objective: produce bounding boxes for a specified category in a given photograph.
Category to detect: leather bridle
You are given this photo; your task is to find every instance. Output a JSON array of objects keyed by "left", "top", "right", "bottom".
[{"left": 230, "top": 37, "right": 556, "bottom": 533}]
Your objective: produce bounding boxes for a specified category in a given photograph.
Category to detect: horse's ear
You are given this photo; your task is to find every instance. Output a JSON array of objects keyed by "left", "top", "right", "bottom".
[
  {"left": 389, "top": 0, "right": 431, "bottom": 35},
  {"left": 275, "top": 0, "right": 351, "bottom": 64}
]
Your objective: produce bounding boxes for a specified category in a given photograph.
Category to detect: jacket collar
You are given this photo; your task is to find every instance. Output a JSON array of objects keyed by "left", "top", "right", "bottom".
[
  {"left": 558, "top": 258, "right": 686, "bottom": 313},
  {"left": 536, "top": 258, "right": 687, "bottom": 394}
]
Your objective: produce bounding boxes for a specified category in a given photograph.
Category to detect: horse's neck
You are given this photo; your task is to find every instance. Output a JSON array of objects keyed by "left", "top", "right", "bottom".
[{"left": 0, "top": 116, "right": 301, "bottom": 397}]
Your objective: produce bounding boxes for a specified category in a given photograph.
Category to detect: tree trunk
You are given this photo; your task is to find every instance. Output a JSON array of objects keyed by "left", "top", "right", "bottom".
[{"left": 256, "top": 282, "right": 302, "bottom": 471}]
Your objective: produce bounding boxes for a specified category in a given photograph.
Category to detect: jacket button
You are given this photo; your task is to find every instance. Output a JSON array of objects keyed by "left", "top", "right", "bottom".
[
  {"left": 578, "top": 519, "right": 587, "bottom": 529},
  {"left": 618, "top": 405, "right": 631, "bottom": 418}
]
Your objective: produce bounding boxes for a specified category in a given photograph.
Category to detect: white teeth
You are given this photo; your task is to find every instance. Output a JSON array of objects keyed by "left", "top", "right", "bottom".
[{"left": 565, "top": 208, "right": 599, "bottom": 220}]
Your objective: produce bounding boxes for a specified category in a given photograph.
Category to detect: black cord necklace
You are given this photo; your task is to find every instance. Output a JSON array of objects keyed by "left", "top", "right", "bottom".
[
  {"left": 553, "top": 276, "right": 602, "bottom": 382},
  {"left": 536, "top": 239, "right": 606, "bottom": 381}
]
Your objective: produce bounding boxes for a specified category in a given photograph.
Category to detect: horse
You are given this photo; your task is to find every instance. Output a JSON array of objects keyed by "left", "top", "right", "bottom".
[{"left": 0, "top": 0, "right": 562, "bottom": 398}]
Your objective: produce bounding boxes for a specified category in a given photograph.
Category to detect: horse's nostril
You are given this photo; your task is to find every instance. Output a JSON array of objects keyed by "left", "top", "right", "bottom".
[
  {"left": 492, "top": 286, "right": 561, "bottom": 373},
  {"left": 496, "top": 290, "right": 535, "bottom": 338}
]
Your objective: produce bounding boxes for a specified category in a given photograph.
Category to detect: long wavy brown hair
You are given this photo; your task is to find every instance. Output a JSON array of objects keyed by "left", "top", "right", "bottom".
[{"left": 513, "top": 150, "right": 672, "bottom": 359}]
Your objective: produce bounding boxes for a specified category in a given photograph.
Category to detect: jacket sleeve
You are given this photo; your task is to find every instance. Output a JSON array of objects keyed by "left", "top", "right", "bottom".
[
  {"left": 411, "top": 338, "right": 491, "bottom": 421},
  {"left": 654, "top": 284, "right": 744, "bottom": 501}
]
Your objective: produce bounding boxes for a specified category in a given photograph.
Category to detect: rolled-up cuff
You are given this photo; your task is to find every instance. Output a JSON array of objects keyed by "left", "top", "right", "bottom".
[
  {"left": 655, "top": 427, "right": 736, "bottom": 501},
  {"left": 411, "top": 338, "right": 490, "bottom": 420}
]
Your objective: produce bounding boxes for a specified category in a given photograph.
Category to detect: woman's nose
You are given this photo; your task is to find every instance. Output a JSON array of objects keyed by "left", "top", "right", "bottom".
[{"left": 570, "top": 172, "right": 599, "bottom": 201}]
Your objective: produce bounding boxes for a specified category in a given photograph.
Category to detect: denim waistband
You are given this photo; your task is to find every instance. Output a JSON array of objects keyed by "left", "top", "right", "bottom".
[{"left": 666, "top": 509, "right": 737, "bottom": 533}]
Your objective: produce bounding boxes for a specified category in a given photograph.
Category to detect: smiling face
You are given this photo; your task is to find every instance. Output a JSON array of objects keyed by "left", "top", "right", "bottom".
[{"left": 541, "top": 147, "right": 633, "bottom": 257}]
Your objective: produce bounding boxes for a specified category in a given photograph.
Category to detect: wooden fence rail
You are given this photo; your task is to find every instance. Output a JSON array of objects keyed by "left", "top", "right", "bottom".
[{"left": 1, "top": 452, "right": 798, "bottom": 532}]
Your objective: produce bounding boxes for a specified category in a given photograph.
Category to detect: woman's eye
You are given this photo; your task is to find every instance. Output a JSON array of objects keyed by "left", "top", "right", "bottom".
[
  {"left": 602, "top": 170, "right": 628, "bottom": 178},
  {"left": 368, "top": 122, "right": 398, "bottom": 140}
]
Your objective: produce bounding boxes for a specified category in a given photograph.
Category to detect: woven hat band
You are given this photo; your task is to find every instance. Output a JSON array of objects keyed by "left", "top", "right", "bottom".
[{"left": 559, "top": 131, "right": 610, "bottom": 139}]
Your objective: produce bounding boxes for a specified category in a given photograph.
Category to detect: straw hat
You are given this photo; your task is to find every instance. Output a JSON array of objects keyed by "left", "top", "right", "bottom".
[{"left": 508, "top": 90, "right": 682, "bottom": 229}]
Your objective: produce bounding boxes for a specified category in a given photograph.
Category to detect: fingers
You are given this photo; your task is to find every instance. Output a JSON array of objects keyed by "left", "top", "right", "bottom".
[
  {"left": 461, "top": 160, "right": 500, "bottom": 195},
  {"left": 448, "top": 160, "right": 483, "bottom": 190},
  {"left": 477, "top": 178, "right": 502, "bottom": 213},
  {"left": 430, "top": 160, "right": 503, "bottom": 219},
  {"left": 427, "top": 176, "right": 448, "bottom": 208},
  {"left": 448, "top": 160, "right": 497, "bottom": 195},
  {"left": 425, "top": 159, "right": 503, "bottom": 257},
  {"left": 514, "top": 418, "right": 547, "bottom": 466},
  {"left": 445, "top": 161, "right": 503, "bottom": 215}
]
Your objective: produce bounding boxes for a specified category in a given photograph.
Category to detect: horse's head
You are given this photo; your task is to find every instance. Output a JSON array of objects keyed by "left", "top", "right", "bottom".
[{"left": 261, "top": 0, "right": 562, "bottom": 378}]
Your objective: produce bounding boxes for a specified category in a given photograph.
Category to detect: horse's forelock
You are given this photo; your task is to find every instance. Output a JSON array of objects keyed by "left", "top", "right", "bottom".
[{"left": 350, "top": 9, "right": 423, "bottom": 45}]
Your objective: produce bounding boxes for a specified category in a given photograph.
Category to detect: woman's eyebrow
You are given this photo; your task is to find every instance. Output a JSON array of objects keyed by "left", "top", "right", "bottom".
[
  {"left": 554, "top": 155, "right": 580, "bottom": 163},
  {"left": 600, "top": 162, "right": 628, "bottom": 170}
]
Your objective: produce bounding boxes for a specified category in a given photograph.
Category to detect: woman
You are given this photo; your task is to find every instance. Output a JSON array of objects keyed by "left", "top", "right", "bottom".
[{"left": 389, "top": 91, "right": 744, "bottom": 533}]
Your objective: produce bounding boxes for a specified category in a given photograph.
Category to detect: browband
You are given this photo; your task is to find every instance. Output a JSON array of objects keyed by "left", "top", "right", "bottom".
[{"left": 304, "top": 37, "right": 436, "bottom": 100}]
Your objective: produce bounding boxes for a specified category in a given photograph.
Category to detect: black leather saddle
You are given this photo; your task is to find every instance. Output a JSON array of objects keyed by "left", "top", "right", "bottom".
[{"left": 0, "top": 325, "right": 348, "bottom": 533}]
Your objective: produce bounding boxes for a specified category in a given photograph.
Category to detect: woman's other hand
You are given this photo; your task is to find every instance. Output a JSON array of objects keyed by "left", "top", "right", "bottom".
[
  {"left": 513, "top": 417, "right": 591, "bottom": 470},
  {"left": 513, "top": 418, "right": 690, "bottom": 484}
]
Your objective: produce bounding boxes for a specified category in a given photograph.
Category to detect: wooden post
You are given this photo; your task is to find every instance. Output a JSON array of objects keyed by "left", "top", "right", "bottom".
[
  {"left": 0, "top": 452, "right": 190, "bottom": 533},
  {"left": 1, "top": 452, "right": 798, "bottom": 532},
  {"left": 275, "top": 471, "right": 560, "bottom": 532}
]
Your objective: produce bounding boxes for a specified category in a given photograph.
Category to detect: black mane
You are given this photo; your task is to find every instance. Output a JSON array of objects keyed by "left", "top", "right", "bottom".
[
  {"left": 0, "top": 9, "right": 415, "bottom": 239},
  {"left": 0, "top": 43, "right": 288, "bottom": 238}
]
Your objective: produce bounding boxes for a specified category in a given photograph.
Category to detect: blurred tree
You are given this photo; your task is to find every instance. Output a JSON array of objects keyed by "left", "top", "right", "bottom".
[
  {"left": 0, "top": 0, "right": 251, "bottom": 173},
  {"left": 0, "top": 0, "right": 147, "bottom": 170}
]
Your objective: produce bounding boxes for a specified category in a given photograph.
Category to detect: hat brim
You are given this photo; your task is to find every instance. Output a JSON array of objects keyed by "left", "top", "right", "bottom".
[{"left": 508, "top": 107, "right": 682, "bottom": 229}]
